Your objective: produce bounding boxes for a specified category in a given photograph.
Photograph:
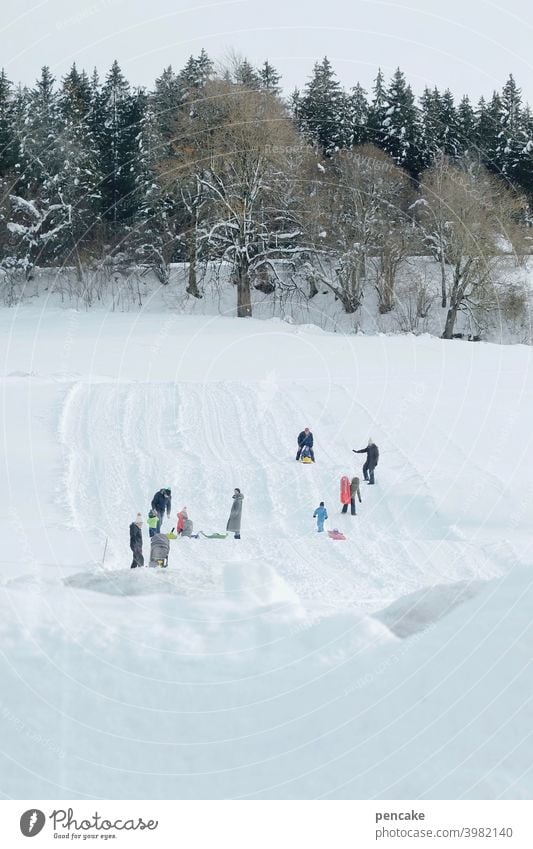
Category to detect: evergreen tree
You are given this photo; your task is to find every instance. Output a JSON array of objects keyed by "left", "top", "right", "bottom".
[
  {"left": 178, "top": 50, "right": 214, "bottom": 100},
  {"left": 19, "top": 67, "right": 60, "bottom": 193},
  {"left": 258, "top": 60, "right": 281, "bottom": 95},
  {"left": 515, "top": 106, "right": 533, "bottom": 195},
  {"left": 438, "top": 89, "right": 460, "bottom": 158},
  {"left": 56, "top": 64, "right": 102, "bottom": 265},
  {"left": 233, "top": 58, "right": 260, "bottom": 89},
  {"left": 367, "top": 68, "right": 387, "bottom": 149},
  {"left": 476, "top": 92, "right": 503, "bottom": 172},
  {"left": 497, "top": 74, "right": 525, "bottom": 182},
  {"left": 60, "top": 64, "right": 92, "bottom": 123},
  {"left": 99, "top": 61, "right": 145, "bottom": 228},
  {"left": 381, "top": 68, "right": 421, "bottom": 177},
  {"left": 128, "top": 98, "right": 176, "bottom": 279},
  {"left": 347, "top": 83, "right": 369, "bottom": 147},
  {"left": 296, "top": 57, "right": 350, "bottom": 155},
  {"left": 456, "top": 95, "right": 476, "bottom": 155},
  {"left": 0, "top": 70, "right": 17, "bottom": 176},
  {"left": 153, "top": 66, "right": 181, "bottom": 139},
  {"left": 420, "top": 86, "right": 442, "bottom": 166}
]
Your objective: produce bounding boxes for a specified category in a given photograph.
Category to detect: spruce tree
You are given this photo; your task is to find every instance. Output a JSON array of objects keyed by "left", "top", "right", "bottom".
[
  {"left": 497, "top": 74, "right": 525, "bottom": 182},
  {"left": 297, "top": 57, "right": 349, "bottom": 155},
  {"left": 438, "top": 89, "right": 460, "bottom": 158},
  {"left": 153, "top": 66, "right": 181, "bottom": 138},
  {"left": 178, "top": 51, "right": 214, "bottom": 100},
  {"left": 347, "top": 82, "right": 369, "bottom": 147},
  {"left": 56, "top": 64, "right": 102, "bottom": 265},
  {"left": 367, "top": 68, "right": 387, "bottom": 149},
  {"left": 477, "top": 92, "right": 503, "bottom": 172},
  {"left": 381, "top": 68, "right": 421, "bottom": 177},
  {"left": 0, "top": 70, "right": 17, "bottom": 176},
  {"left": 258, "top": 60, "right": 281, "bottom": 95},
  {"left": 420, "top": 86, "right": 442, "bottom": 166},
  {"left": 233, "top": 58, "right": 260, "bottom": 89},
  {"left": 99, "top": 61, "right": 142, "bottom": 228},
  {"left": 456, "top": 95, "right": 476, "bottom": 155}
]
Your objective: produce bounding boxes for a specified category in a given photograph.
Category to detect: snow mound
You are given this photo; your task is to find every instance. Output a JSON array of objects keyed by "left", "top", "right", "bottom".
[{"left": 374, "top": 579, "right": 488, "bottom": 638}]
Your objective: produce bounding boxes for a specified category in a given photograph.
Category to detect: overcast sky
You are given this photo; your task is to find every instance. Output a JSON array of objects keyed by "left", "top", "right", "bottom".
[{"left": 3, "top": 0, "right": 533, "bottom": 102}]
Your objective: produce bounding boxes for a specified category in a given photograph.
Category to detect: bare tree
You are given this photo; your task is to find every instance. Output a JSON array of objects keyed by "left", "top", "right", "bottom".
[
  {"left": 302, "top": 145, "right": 412, "bottom": 314},
  {"left": 418, "top": 156, "right": 526, "bottom": 339},
  {"left": 164, "top": 80, "right": 303, "bottom": 317}
]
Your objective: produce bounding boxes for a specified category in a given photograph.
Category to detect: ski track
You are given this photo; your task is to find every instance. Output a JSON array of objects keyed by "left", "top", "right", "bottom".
[{"left": 57, "top": 379, "right": 511, "bottom": 614}]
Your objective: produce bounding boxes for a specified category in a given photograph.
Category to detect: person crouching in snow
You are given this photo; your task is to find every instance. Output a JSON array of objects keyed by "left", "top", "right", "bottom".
[
  {"left": 177, "top": 507, "right": 188, "bottom": 535},
  {"left": 177, "top": 506, "right": 196, "bottom": 538},
  {"left": 313, "top": 502, "right": 328, "bottom": 532},
  {"left": 129, "top": 513, "right": 144, "bottom": 568},
  {"left": 227, "top": 488, "right": 244, "bottom": 539},
  {"left": 149, "top": 532, "right": 170, "bottom": 568},
  {"left": 147, "top": 508, "right": 159, "bottom": 538}
]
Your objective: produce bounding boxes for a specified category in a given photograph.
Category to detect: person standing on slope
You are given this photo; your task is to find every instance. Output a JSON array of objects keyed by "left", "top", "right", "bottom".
[
  {"left": 147, "top": 509, "right": 159, "bottom": 538},
  {"left": 342, "top": 476, "right": 362, "bottom": 515},
  {"left": 296, "top": 427, "right": 315, "bottom": 462},
  {"left": 129, "top": 513, "right": 144, "bottom": 568},
  {"left": 313, "top": 501, "right": 328, "bottom": 532},
  {"left": 151, "top": 487, "right": 172, "bottom": 532},
  {"left": 226, "top": 488, "right": 244, "bottom": 539},
  {"left": 353, "top": 439, "right": 379, "bottom": 484}
]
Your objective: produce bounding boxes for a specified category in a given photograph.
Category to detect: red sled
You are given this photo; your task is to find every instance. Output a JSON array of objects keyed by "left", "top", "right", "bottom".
[
  {"left": 328, "top": 529, "right": 346, "bottom": 540},
  {"left": 340, "top": 475, "right": 351, "bottom": 505}
]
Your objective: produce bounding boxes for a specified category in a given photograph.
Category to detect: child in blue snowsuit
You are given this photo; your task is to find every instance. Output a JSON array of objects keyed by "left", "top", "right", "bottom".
[{"left": 313, "top": 502, "right": 328, "bottom": 532}]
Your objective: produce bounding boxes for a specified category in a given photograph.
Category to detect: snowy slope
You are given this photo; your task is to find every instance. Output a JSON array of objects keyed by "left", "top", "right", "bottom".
[{"left": 0, "top": 309, "right": 532, "bottom": 799}]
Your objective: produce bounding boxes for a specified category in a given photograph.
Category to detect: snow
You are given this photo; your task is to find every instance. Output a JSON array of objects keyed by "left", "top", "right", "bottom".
[{"left": 0, "top": 306, "right": 532, "bottom": 799}]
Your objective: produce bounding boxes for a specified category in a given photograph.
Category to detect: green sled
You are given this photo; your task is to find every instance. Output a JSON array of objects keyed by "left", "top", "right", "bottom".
[{"left": 200, "top": 531, "right": 228, "bottom": 539}]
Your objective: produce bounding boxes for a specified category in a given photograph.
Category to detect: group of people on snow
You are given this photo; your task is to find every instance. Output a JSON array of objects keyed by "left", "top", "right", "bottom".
[
  {"left": 128, "top": 432, "right": 380, "bottom": 565},
  {"left": 307, "top": 436, "right": 379, "bottom": 533},
  {"left": 129, "top": 487, "right": 244, "bottom": 569}
]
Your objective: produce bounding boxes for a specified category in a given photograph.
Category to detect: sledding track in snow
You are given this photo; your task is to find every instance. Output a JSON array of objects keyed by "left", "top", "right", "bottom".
[
  {"left": 58, "top": 378, "right": 507, "bottom": 612},
  {"left": 3, "top": 315, "right": 533, "bottom": 801}
]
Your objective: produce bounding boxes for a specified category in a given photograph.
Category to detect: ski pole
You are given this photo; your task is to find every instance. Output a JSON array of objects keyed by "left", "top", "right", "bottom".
[{"left": 102, "top": 537, "right": 108, "bottom": 566}]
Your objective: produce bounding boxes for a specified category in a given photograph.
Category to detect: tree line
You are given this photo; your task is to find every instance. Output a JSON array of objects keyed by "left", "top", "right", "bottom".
[{"left": 0, "top": 52, "right": 531, "bottom": 337}]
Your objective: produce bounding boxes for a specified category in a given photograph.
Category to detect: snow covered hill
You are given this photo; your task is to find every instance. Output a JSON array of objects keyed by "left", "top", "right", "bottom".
[{"left": 0, "top": 308, "right": 532, "bottom": 799}]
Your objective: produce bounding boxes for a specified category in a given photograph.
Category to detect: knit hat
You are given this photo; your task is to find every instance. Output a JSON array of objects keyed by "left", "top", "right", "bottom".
[{"left": 135, "top": 512, "right": 143, "bottom": 526}]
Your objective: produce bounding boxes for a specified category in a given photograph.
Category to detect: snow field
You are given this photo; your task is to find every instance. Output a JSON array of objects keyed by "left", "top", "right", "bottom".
[{"left": 0, "top": 309, "right": 532, "bottom": 798}]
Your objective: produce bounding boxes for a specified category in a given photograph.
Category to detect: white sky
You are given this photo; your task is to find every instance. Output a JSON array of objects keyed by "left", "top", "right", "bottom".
[{"left": 3, "top": 0, "right": 533, "bottom": 103}]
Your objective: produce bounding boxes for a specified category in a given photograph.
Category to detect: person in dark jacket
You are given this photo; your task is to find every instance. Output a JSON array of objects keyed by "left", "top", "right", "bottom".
[
  {"left": 353, "top": 439, "right": 379, "bottom": 484},
  {"left": 226, "top": 488, "right": 244, "bottom": 539},
  {"left": 296, "top": 427, "right": 315, "bottom": 462},
  {"left": 151, "top": 487, "right": 172, "bottom": 532},
  {"left": 342, "top": 476, "right": 362, "bottom": 515},
  {"left": 129, "top": 513, "right": 144, "bottom": 568}
]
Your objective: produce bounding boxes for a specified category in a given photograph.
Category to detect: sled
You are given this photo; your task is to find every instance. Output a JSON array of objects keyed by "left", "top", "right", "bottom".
[
  {"left": 300, "top": 456, "right": 314, "bottom": 464},
  {"left": 328, "top": 529, "right": 346, "bottom": 540},
  {"left": 200, "top": 532, "right": 228, "bottom": 539},
  {"left": 340, "top": 475, "right": 351, "bottom": 505},
  {"left": 166, "top": 532, "right": 177, "bottom": 540}
]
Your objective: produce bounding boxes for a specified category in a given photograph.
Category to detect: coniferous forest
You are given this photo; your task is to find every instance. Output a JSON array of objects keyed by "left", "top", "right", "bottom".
[{"left": 1, "top": 52, "right": 532, "bottom": 337}]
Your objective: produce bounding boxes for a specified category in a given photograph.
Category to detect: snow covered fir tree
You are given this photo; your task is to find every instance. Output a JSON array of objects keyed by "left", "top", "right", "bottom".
[{"left": 0, "top": 54, "right": 532, "bottom": 341}]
